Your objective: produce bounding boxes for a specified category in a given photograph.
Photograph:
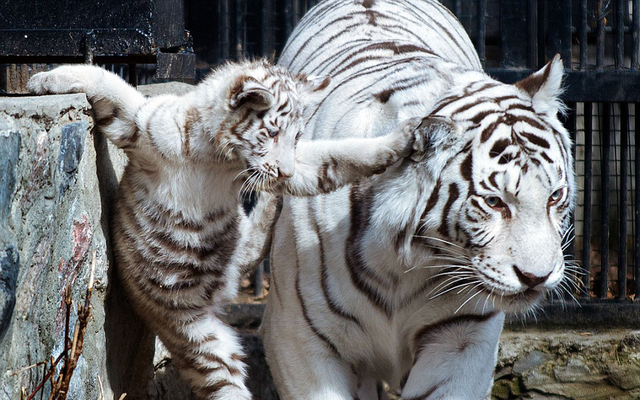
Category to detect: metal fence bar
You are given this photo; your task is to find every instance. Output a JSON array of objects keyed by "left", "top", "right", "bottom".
[
  {"left": 566, "top": 102, "right": 577, "bottom": 259},
  {"left": 546, "top": 0, "right": 571, "bottom": 66},
  {"left": 217, "top": 0, "right": 230, "bottom": 63},
  {"left": 580, "top": 0, "right": 588, "bottom": 70},
  {"left": 597, "top": 0, "right": 606, "bottom": 70},
  {"left": 616, "top": 0, "right": 625, "bottom": 69},
  {"left": 619, "top": 103, "right": 629, "bottom": 299},
  {"left": 477, "top": 0, "right": 487, "bottom": 66},
  {"left": 635, "top": 102, "right": 640, "bottom": 299},
  {"left": 528, "top": 0, "right": 538, "bottom": 68},
  {"left": 261, "top": 0, "right": 275, "bottom": 60},
  {"left": 582, "top": 102, "right": 594, "bottom": 297},
  {"left": 563, "top": 102, "right": 578, "bottom": 299},
  {"left": 634, "top": 0, "right": 640, "bottom": 70},
  {"left": 453, "top": 0, "right": 462, "bottom": 18},
  {"left": 600, "top": 103, "right": 611, "bottom": 299},
  {"left": 235, "top": 0, "right": 245, "bottom": 60}
]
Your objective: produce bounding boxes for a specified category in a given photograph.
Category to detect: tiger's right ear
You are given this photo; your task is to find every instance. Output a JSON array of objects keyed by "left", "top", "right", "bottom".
[
  {"left": 411, "top": 116, "right": 459, "bottom": 161},
  {"left": 411, "top": 116, "right": 463, "bottom": 176},
  {"left": 229, "top": 77, "right": 275, "bottom": 111}
]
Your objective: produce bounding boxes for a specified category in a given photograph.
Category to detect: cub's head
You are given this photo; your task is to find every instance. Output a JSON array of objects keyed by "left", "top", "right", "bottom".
[
  {"left": 410, "top": 55, "right": 575, "bottom": 313},
  {"left": 213, "top": 60, "right": 328, "bottom": 192}
]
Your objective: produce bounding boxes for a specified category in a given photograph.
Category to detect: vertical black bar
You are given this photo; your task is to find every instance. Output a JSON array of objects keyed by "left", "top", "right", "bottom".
[
  {"left": 635, "top": 102, "right": 640, "bottom": 298},
  {"left": 501, "top": 0, "right": 528, "bottom": 68},
  {"left": 236, "top": 0, "right": 245, "bottom": 60},
  {"left": 128, "top": 63, "right": 137, "bottom": 87},
  {"left": 580, "top": 0, "right": 588, "bottom": 70},
  {"left": 217, "top": 0, "right": 230, "bottom": 63},
  {"left": 262, "top": 0, "right": 275, "bottom": 60},
  {"left": 477, "top": 0, "right": 487, "bottom": 67},
  {"left": 634, "top": 0, "right": 640, "bottom": 70},
  {"left": 619, "top": 103, "right": 629, "bottom": 299},
  {"left": 546, "top": 0, "right": 572, "bottom": 66},
  {"left": 582, "top": 102, "right": 593, "bottom": 298},
  {"left": 562, "top": 102, "right": 578, "bottom": 298},
  {"left": 529, "top": 0, "right": 538, "bottom": 68},
  {"left": 600, "top": 103, "right": 611, "bottom": 299},
  {"left": 454, "top": 0, "right": 462, "bottom": 18},
  {"left": 566, "top": 102, "right": 578, "bottom": 259},
  {"left": 284, "top": 0, "right": 294, "bottom": 39},
  {"left": 616, "top": 0, "right": 625, "bottom": 69},
  {"left": 538, "top": 0, "right": 547, "bottom": 66},
  {"left": 597, "top": 0, "right": 606, "bottom": 70}
]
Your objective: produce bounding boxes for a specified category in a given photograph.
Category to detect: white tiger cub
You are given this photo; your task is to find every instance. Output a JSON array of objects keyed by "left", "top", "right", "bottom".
[
  {"left": 261, "top": 0, "right": 576, "bottom": 399},
  {"left": 28, "top": 61, "right": 419, "bottom": 400}
]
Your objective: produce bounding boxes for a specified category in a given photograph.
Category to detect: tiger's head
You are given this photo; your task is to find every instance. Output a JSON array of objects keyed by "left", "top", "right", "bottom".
[
  {"left": 207, "top": 61, "right": 328, "bottom": 193},
  {"left": 406, "top": 55, "right": 575, "bottom": 313}
]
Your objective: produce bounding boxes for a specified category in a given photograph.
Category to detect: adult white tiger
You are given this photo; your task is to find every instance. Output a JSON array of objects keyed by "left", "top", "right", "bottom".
[{"left": 261, "top": 0, "right": 576, "bottom": 399}]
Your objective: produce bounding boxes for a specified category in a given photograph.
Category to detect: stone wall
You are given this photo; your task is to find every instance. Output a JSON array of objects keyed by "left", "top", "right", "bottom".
[
  {"left": 495, "top": 330, "right": 640, "bottom": 400},
  {"left": 0, "top": 92, "right": 169, "bottom": 400}
]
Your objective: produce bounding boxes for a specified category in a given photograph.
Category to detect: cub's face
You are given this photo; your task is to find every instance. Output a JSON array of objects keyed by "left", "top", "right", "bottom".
[{"left": 220, "top": 65, "right": 327, "bottom": 193}]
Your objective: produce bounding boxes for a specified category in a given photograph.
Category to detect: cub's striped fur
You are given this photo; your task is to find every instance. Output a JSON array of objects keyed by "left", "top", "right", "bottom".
[
  {"left": 261, "top": 1, "right": 576, "bottom": 399},
  {"left": 28, "top": 61, "right": 418, "bottom": 399}
]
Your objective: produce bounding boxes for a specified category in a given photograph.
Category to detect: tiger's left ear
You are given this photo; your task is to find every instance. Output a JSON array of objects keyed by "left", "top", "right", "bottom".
[{"left": 515, "top": 54, "right": 564, "bottom": 117}]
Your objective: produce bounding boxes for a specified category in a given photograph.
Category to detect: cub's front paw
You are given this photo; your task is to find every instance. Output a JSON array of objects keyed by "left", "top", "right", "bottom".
[
  {"left": 27, "top": 67, "right": 89, "bottom": 95},
  {"left": 386, "top": 116, "right": 422, "bottom": 158}
]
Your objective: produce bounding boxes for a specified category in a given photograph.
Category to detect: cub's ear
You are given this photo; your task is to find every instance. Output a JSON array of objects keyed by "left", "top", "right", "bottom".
[
  {"left": 515, "top": 54, "right": 565, "bottom": 116},
  {"left": 229, "top": 77, "right": 274, "bottom": 111}
]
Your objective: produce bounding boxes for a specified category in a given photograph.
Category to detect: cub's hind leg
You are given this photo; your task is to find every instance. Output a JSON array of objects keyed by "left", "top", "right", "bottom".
[{"left": 148, "top": 312, "right": 252, "bottom": 400}]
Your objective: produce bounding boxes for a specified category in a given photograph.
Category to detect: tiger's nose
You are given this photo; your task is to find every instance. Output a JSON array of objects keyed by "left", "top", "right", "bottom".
[{"left": 513, "top": 265, "right": 551, "bottom": 288}]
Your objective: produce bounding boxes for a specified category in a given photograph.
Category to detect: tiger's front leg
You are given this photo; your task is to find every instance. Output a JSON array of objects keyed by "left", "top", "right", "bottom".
[{"left": 401, "top": 312, "right": 504, "bottom": 400}]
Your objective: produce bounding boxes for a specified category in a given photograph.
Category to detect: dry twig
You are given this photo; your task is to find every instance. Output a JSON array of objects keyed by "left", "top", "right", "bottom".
[{"left": 23, "top": 250, "right": 97, "bottom": 400}]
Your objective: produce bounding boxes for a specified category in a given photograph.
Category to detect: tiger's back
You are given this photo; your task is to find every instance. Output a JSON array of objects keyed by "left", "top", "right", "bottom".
[{"left": 262, "top": 1, "right": 575, "bottom": 399}]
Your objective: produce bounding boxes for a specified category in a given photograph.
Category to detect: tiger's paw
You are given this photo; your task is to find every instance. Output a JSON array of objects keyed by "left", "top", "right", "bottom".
[{"left": 27, "top": 66, "right": 92, "bottom": 95}]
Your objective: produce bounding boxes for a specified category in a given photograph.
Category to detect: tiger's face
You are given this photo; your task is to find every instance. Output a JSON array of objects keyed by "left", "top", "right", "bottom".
[
  {"left": 457, "top": 117, "right": 573, "bottom": 312},
  {"left": 415, "top": 56, "right": 575, "bottom": 313},
  {"left": 217, "top": 64, "right": 328, "bottom": 194}
]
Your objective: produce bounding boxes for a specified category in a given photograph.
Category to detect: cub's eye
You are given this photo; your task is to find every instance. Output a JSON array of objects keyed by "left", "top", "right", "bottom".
[
  {"left": 549, "top": 188, "right": 564, "bottom": 204},
  {"left": 268, "top": 128, "right": 279, "bottom": 138},
  {"left": 484, "top": 195, "right": 505, "bottom": 209}
]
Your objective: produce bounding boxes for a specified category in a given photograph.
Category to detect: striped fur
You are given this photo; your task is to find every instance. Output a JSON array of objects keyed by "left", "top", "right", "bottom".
[
  {"left": 28, "top": 61, "right": 419, "bottom": 399},
  {"left": 261, "top": 1, "right": 576, "bottom": 399}
]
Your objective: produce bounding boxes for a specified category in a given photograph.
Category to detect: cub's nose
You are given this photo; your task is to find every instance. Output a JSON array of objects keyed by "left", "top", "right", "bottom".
[{"left": 513, "top": 265, "right": 551, "bottom": 288}]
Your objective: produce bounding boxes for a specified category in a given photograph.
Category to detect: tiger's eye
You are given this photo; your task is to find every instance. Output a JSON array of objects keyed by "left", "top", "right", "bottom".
[
  {"left": 549, "top": 189, "right": 563, "bottom": 204},
  {"left": 268, "top": 128, "right": 279, "bottom": 138},
  {"left": 484, "top": 196, "right": 501, "bottom": 208}
]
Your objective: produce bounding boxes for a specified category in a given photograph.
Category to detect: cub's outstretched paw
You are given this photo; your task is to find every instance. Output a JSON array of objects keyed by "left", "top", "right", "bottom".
[
  {"left": 384, "top": 116, "right": 423, "bottom": 159},
  {"left": 27, "top": 67, "right": 92, "bottom": 95}
]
